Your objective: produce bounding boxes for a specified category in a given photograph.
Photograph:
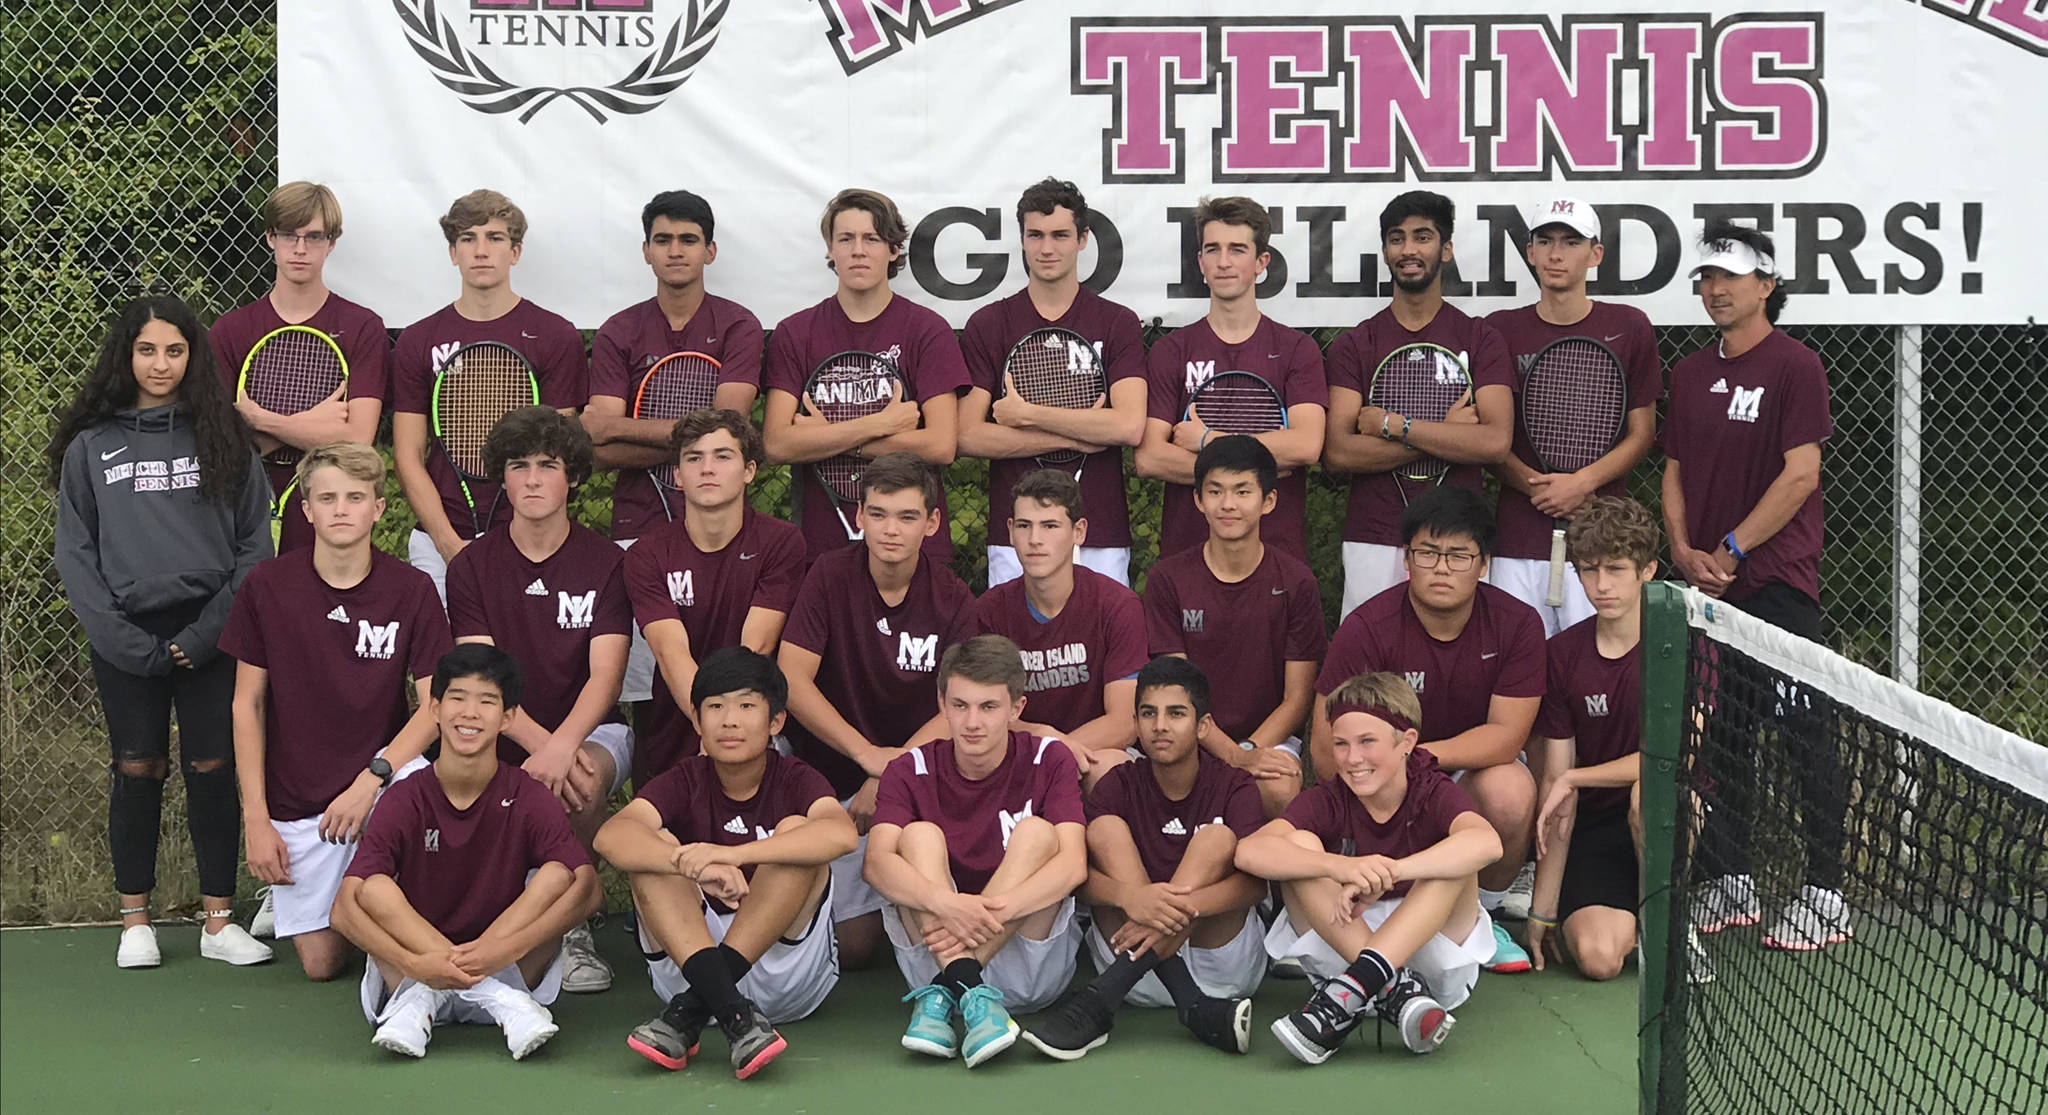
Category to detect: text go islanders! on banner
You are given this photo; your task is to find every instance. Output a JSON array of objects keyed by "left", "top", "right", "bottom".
[{"left": 279, "top": 0, "right": 2048, "bottom": 329}]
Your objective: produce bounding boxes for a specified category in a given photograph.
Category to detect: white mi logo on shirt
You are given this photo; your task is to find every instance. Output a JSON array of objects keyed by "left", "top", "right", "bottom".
[
  {"left": 525, "top": 578, "right": 547, "bottom": 596},
  {"left": 998, "top": 801, "right": 1036, "bottom": 847},
  {"left": 1727, "top": 386, "right": 1765, "bottom": 423},
  {"left": 1183, "top": 360, "right": 1217, "bottom": 392},
  {"left": 1182, "top": 608, "right": 1204, "bottom": 634},
  {"left": 1161, "top": 817, "right": 1187, "bottom": 837},
  {"left": 1585, "top": 693, "right": 1612, "bottom": 717},
  {"left": 897, "top": 632, "right": 939, "bottom": 672},
  {"left": 556, "top": 590, "right": 596, "bottom": 630},
  {"left": 667, "top": 569, "right": 694, "bottom": 608},
  {"left": 327, "top": 606, "right": 350, "bottom": 624},
  {"left": 356, "top": 620, "right": 400, "bottom": 660},
  {"left": 1404, "top": 670, "right": 1427, "bottom": 694},
  {"left": 723, "top": 815, "right": 748, "bottom": 835},
  {"left": 424, "top": 828, "right": 440, "bottom": 852}
]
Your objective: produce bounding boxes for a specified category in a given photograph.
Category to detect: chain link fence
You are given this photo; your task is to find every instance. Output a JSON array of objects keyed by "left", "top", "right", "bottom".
[{"left": 4, "top": 3, "right": 2042, "bottom": 924}]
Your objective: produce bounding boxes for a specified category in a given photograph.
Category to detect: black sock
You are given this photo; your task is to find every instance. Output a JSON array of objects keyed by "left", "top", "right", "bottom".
[
  {"left": 1086, "top": 949, "right": 1159, "bottom": 1003},
  {"left": 717, "top": 943, "right": 754, "bottom": 982},
  {"left": 680, "top": 946, "right": 743, "bottom": 1015},
  {"left": 937, "top": 957, "right": 983, "bottom": 999},
  {"left": 1153, "top": 955, "right": 1204, "bottom": 1013},
  {"left": 1343, "top": 948, "right": 1397, "bottom": 1002}
]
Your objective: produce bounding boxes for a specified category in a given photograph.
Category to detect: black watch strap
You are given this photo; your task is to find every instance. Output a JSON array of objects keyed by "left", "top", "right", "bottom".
[{"left": 367, "top": 757, "right": 394, "bottom": 786}]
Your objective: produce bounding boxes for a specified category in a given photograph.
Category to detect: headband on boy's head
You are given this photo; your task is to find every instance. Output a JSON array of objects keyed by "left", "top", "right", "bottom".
[{"left": 1326, "top": 700, "right": 1414, "bottom": 735}]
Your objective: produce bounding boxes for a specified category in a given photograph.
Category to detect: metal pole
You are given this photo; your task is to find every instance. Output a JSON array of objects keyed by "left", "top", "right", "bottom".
[{"left": 1893, "top": 324, "right": 1923, "bottom": 688}]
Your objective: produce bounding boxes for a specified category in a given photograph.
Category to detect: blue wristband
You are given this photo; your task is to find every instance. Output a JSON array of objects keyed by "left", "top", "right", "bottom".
[{"left": 1723, "top": 532, "right": 1747, "bottom": 561}]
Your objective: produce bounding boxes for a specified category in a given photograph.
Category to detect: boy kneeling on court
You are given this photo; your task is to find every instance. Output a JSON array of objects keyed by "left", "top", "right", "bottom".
[
  {"left": 1235, "top": 672, "right": 1503, "bottom": 1065},
  {"left": 864, "top": 635, "right": 1088, "bottom": 1068},
  {"left": 329, "top": 644, "right": 602, "bottom": 1061},
  {"left": 594, "top": 647, "right": 857, "bottom": 1080}
]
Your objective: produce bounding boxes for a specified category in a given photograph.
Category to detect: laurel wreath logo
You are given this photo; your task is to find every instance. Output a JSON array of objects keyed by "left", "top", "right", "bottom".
[{"left": 392, "top": 0, "right": 728, "bottom": 124}]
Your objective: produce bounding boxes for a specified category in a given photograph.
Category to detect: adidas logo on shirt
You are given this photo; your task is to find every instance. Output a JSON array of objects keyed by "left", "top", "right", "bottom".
[
  {"left": 1710, "top": 378, "right": 1730, "bottom": 394},
  {"left": 1161, "top": 817, "right": 1188, "bottom": 837},
  {"left": 876, "top": 618, "right": 892, "bottom": 636},
  {"left": 327, "top": 606, "right": 349, "bottom": 624},
  {"left": 723, "top": 815, "right": 748, "bottom": 835},
  {"left": 525, "top": 578, "right": 547, "bottom": 596}
]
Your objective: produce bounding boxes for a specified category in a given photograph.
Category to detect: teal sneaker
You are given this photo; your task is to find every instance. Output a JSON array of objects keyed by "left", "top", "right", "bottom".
[
  {"left": 900, "top": 984, "right": 959, "bottom": 1059},
  {"left": 958, "top": 985, "right": 1020, "bottom": 1068},
  {"left": 1484, "top": 919, "right": 1533, "bottom": 974}
]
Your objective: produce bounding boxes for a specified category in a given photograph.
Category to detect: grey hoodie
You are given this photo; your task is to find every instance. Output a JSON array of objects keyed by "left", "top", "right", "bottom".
[{"left": 54, "top": 404, "right": 272, "bottom": 676}]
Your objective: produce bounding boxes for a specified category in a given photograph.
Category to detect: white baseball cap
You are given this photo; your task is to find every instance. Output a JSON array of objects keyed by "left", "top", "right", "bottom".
[
  {"left": 1691, "top": 236, "right": 1778, "bottom": 278},
  {"left": 1528, "top": 197, "right": 1600, "bottom": 241}
]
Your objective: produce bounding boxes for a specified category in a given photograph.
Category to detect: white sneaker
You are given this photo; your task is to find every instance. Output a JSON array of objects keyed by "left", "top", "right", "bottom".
[
  {"left": 372, "top": 983, "right": 446, "bottom": 1059},
  {"left": 1499, "top": 861, "right": 1537, "bottom": 921},
  {"left": 1691, "top": 874, "right": 1761, "bottom": 934},
  {"left": 200, "top": 922, "right": 275, "bottom": 966},
  {"left": 1686, "top": 927, "right": 1716, "bottom": 985},
  {"left": 116, "top": 925, "right": 160, "bottom": 969},
  {"left": 559, "top": 922, "right": 612, "bottom": 993},
  {"left": 249, "top": 887, "right": 275, "bottom": 939},
  {"left": 1762, "top": 886, "right": 1853, "bottom": 952},
  {"left": 464, "top": 978, "right": 560, "bottom": 1060}
]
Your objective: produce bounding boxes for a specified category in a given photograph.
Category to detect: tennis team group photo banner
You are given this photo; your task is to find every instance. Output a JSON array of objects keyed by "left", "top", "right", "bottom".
[{"left": 279, "top": 0, "right": 2048, "bottom": 329}]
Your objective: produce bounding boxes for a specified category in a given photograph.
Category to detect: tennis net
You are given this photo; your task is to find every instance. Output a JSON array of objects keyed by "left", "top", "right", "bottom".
[{"left": 1638, "top": 582, "right": 2047, "bottom": 1115}]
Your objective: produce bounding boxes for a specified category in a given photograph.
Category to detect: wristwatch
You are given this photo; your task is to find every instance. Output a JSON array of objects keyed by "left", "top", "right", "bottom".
[
  {"left": 1239, "top": 740, "right": 1258, "bottom": 752},
  {"left": 367, "top": 757, "right": 394, "bottom": 786}
]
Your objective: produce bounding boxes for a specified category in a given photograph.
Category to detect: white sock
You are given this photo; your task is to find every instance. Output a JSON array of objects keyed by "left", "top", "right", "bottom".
[{"left": 1478, "top": 887, "right": 1508, "bottom": 913}]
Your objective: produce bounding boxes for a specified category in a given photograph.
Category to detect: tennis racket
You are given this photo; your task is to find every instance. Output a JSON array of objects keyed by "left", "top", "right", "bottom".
[
  {"left": 631, "top": 351, "right": 722, "bottom": 521},
  {"left": 430, "top": 341, "right": 541, "bottom": 537},
  {"left": 802, "top": 351, "right": 908, "bottom": 540},
  {"left": 238, "top": 325, "right": 347, "bottom": 467},
  {"left": 996, "top": 326, "right": 1105, "bottom": 473},
  {"left": 1368, "top": 342, "right": 1471, "bottom": 506},
  {"left": 1521, "top": 336, "right": 1628, "bottom": 605},
  {"left": 1185, "top": 370, "right": 1289, "bottom": 436}
]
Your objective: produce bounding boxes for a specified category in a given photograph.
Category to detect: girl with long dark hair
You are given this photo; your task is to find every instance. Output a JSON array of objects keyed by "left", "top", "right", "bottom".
[{"left": 50, "top": 294, "right": 276, "bottom": 968}]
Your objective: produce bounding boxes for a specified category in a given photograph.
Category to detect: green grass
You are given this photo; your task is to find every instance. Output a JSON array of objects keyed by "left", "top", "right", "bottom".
[{"left": 0, "top": 923, "right": 1637, "bottom": 1114}]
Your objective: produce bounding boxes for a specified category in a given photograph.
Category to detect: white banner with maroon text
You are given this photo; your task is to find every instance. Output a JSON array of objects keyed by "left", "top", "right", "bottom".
[{"left": 280, "top": 0, "right": 2048, "bottom": 328}]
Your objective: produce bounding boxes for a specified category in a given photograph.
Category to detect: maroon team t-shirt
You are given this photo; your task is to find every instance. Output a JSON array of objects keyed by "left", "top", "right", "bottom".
[
  {"left": 1534, "top": 618, "right": 1641, "bottom": 815},
  {"left": 1324, "top": 305, "right": 1515, "bottom": 545},
  {"left": 622, "top": 508, "right": 806, "bottom": 782},
  {"left": 779, "top": 545, "right": 978, "bottom": 797},
  {"left": 208, "top": 294, "right": 392, "bottom": 553},
  {"left": 763, "top": 294, "right": 971, "bottom": 565},
  {"left": 591, "top": 295, "right": 766, "bottom": 541},
  {"left": 873, "top": 732, "right": 1085, "bottom": 894},
  {"left": 445, "top": 523, "right": 632, "bottom": 762},
  {"left": 1317, "top": 583, "right": 1546, "bottom": 749},
  {"left": 1280, "top": 749, "right": 1478, "bottom": 898},
  {"left": 218, "top": 549, "right": 453, "bottom": 822},
  {"left": 1661, "top": 329, "right": 1831, "bottom": 603},
  {"left": 635, "top": 751, "right": 839, "bottom": 912},
  {"left": 960, "top": 287, "right": 1147, "bottom": 548},
  {"left": 1483, "top": 303, "right": 1664, "bottom": 561},
  {"left": 972, "top": 568, "right": 1148, "bottom": 734},
  {"left": 346, "top": 762, "right": 589, "bottom": 943},
  {"left": 1143, "top": 546, "right": 1328, "bottom": 742},
  {"left": 390, "top": 301, "right": 589, "bottom": 539},
  {"left": 1146, "top": 316, "right": 1325, "bottom": 562},
  {"left": 1085, "top": 752, "right": 1264, "bottom": 883}
]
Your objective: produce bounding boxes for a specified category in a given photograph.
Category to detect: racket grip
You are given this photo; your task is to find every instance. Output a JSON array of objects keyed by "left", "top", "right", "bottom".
[{"left": 1546, "top": 529, "right": 1568, "bottom": 607}]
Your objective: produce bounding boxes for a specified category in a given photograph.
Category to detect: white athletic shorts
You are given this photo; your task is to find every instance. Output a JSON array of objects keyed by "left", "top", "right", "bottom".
[
  {"left": 1263, "top": 896, "right": 1496, "bottom": 1010},
  {"left": 615, "top": 537, "right": 656, "bottom": 703},
  {"left": 1340, "top": 542, "right": 1408, "bottom": 622},
  {"left": 584, "top": 721, "right": 634, "bottom": 798},
  {"left": 639, "top": 889, "right": 840, "bottom": 1024},
  {"left": 361, "top": 952, "right": 564, "bottom": 1024},
  {"left": 407, "top": 529, "right": 450, "bottom": 606},
  {"left": 269, "top": 754, "right": 428, "bottom": 939},
  {"left": 986, "top": 546, "right": 1131, "bottom": 589},
  {"left": 830, "top": 823, "right": 887, "bottom": 921},
  {"left": 1083, "top": 908, "right": 1264, "bottom": 1008},
  {"left": 1487, "top": 555, "right": 1595, "bottom": 639},
  {"left": 882, "top": 895, "right": 1080, "bottom": 1013}
]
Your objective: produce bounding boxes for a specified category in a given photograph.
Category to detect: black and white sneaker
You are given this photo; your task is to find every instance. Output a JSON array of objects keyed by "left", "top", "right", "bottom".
[
  {"left": 1270, "top": 978, "right": 1370, "bottom": 1064},
  {"left": 1181, "top": 995, "right": 1252, "bottom": 1054},
  {"left": 1020, "top": 986, "right": 1116, "bottom": 1061},
  {"left": 718, "top": 998, "right": 787, "bottom": 1080},
  {"left": 627, "top": 990, "right": 707, "bottom": 1071},
  {"left": 1374, "top": 969, "right": 1454, "bottom": 1054}
]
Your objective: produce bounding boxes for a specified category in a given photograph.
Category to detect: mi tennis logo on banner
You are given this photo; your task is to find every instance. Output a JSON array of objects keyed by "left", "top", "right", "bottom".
[{"left": 392, "top": 0, "right": 729, "bottom": 123}]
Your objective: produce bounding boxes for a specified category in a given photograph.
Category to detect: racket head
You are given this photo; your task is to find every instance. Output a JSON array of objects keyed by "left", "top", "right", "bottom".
[
  {"left": 803, "top": 351, "right": 907, "bottom": 503},
  {"left": 1520, "top": 337, "right": 1628, "bottom": 474},
  {"left": 238, "top": 326, "right": 348, "bottom": 465},
  {"left": 633, "top": 351, "right": 722, "bottom": 422},
  {"left": 1187, "top": 371, "right": 1289, "bottom": 435},
  {"left": 1369, "top": 343, "right": 1471, "bottom": 482},
  {"left": 431, "top": 341, "right": 540, "bottom": 480},
  {"left": 1000, "top": 327, "right": 1103, "bottom": 468}
]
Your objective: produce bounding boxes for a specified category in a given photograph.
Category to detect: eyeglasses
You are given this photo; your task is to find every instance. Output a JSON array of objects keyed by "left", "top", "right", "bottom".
[
  {"left": 272, "top": 231, "right": 334, "bottom": 246},
  {"left": 1407, "top": 547, "right": 1479, "bottom": 571}
]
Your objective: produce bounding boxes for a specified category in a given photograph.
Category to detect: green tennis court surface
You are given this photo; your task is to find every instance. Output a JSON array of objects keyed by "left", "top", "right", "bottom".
[{"left": 1, "top": 923, "right": 1634, "bottom": 1114}]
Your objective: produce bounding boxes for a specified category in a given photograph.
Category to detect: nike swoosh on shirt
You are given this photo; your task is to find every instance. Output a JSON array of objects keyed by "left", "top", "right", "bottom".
[
  {"left": 1481, "top": 652, "right": 1499, "bottom": 660},
  {"left": 1271, "top": 587, "right": 1286, "bottom": 595},
  {"left": 1604, "top": 334, "right": 1625, "bottom": 343},
  {"left": 501, "top": 798, "right": 515, "bottom": 807},
  {"left": 739, "top": 552, "right": 758, "bottom": 560},
  {"left": 100, "top": 446, "right": 129, "bottom": 461},
  {"left": 521, "top": 331, "right": 539, "bottom": 339}
]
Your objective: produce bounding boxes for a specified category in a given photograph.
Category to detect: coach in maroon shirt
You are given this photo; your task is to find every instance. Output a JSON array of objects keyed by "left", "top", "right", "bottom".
[
  {"left": 623, "top": 411, "right": 806, "bottom": 784},
  {"left": 1136, "top": 196, "right": 1326, "bottom": 564},
  {"left": 1311, "top": 486, "right": 1543, "bottom": 972},
  {"left": 959, "top": 178, "right": 1149, "bottom": 587},
  {"left": 1323, "top": 191, "right": 1515, "bottom": 621},
  {"left": 1143, "top": 436, "right": 1326, "bottom": 818},
  {"left": 762, "top": 189, "right": 968, "bottom": 564},
  {"left": 210, "top": 182, "right": 391, "bottom": 553}
]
